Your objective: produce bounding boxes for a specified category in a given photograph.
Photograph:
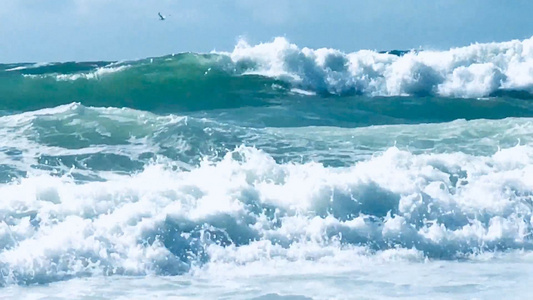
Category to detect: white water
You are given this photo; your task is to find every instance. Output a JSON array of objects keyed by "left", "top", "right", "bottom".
[
  {"left": 226, "top": 36, "right": 533, "bottom": 97},
  {"left": 0, "top": 102, "right": 532, "bottom": 297},
  {"left": 1, "top": 142, "right": 533, "bottom": 285}
]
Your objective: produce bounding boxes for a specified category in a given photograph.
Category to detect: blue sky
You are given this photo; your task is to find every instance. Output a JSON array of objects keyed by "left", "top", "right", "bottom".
[{"left": 1, "top": 0, "right": 533, "bottom": 62}]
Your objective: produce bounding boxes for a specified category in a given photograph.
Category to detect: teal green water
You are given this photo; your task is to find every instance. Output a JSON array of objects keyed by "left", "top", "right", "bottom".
[{"left": 2, "top": 54, "right": 532, "bottom": 117}]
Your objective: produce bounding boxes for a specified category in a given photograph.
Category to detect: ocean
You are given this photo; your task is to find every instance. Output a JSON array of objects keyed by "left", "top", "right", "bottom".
[{"left": 1, "top": 36, "right": 533, "bottom": 299}]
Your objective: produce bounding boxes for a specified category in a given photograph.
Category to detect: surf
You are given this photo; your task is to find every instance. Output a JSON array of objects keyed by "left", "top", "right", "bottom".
[
  {"left": 1, "top": 36, "right": 533, "bottom": 114},
  {"left": 1, "top": 36, "right": 533, "bottom": 290}
]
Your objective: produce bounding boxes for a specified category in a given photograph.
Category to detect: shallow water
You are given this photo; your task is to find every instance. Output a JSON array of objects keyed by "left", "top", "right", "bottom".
[{"left": 4, "top": 255, "right": 533, "bottom": 299}]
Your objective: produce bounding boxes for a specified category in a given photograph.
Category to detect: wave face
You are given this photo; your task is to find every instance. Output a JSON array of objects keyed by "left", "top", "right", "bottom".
[
  {"left": 1, "top": 36, "right": 533, "bottom": 114},
  {"left": 1, "top": 37, "right": 533, "bottom": 298},
  {"left": 0, "top": 55, "right": 287, "bottom": 112}
]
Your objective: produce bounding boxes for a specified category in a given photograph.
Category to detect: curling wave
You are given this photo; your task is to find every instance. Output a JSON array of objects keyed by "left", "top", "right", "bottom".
[
  {"left": 226, "top": 36, "right": 533, "bottom": 98},
  {"left": 1, "top": 36, "right": 533, "bottom": 113}
]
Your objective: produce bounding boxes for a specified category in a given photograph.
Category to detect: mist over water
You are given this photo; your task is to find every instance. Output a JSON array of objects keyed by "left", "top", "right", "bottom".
[{"left": 1, "top": 37, "right": 533, "bottom": 299}]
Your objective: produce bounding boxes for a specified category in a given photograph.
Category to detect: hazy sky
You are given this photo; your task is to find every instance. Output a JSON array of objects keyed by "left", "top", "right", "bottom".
[{"left": 2, "top": 0, "right": 533, "bottom": 62}]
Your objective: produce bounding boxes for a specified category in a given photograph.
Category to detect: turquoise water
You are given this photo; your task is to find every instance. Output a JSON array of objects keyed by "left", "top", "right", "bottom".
[{"left": 1, "top": 37, "right": 533, "bottom": 299}]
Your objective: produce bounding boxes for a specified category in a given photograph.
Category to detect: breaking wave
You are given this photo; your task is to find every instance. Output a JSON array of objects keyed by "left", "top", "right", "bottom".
[
  {"left": 2, "top": 144, "right": 533, "bottom": 285},
  {"left": 1, "top": 36, "right": 533, "bottom": 113},
  {"left": 0, "top": 104, "right": 533, "bottom": 285},
  {"left": 227, "top": 36, "right": 533, "bottom": 98}
]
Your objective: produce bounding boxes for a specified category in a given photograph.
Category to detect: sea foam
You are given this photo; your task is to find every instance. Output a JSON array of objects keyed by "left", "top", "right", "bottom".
[
  {"left": 1, "top": 142, "right": 532, "bottom": 285},
  {"left": 226, "top": 36, "right": 533, "bottom": 98}
]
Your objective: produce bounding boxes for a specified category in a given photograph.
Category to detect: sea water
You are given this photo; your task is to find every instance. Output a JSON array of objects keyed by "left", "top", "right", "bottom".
[{"left": 1, "top": 37, "right": 533, "bottom": 299}]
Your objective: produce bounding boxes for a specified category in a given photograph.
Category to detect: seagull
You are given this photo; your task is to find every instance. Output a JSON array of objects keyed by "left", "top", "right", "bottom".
[{"left": 158, "top": 12, "right": 166, "bottom": 21}]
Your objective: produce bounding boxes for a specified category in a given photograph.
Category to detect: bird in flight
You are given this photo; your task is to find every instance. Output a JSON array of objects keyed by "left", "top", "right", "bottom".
[{"left": 158, "top": 12, "right": 166, "bottom": 21}]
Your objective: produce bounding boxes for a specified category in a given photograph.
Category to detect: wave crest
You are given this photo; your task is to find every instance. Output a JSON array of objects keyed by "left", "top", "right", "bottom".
[
  {"left": 1, "top": 36, "right": 533, "bottom": 113},
  {"left": 226, "top": 36, "right": 533, "bottom": 98}
]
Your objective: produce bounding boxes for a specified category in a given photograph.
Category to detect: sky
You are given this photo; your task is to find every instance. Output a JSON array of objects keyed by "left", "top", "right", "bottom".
[{"left": 1, "top": 0, "right": 533, "bottom": 62}]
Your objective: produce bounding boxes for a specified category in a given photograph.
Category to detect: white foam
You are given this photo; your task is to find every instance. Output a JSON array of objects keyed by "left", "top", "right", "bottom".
[
  {"left": 290, "top": 88, "right": 316, "bottom": 96},
  {"left": 1, "top": 142, "right": 533, "bottom": 284},
  {"left": 223, "top": 36, "right": 533, "bottom": 98},
  {"left": 55, "top": 65, "right": 129, "bottom": 81},
  {"left": 5, "top": 63, "right": 52, "bottom": 72}
]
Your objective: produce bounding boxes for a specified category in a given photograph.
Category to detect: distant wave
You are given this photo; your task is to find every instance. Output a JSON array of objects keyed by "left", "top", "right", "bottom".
[
  {"left": 225, "top": 36, "right": 533, "bottom": 98},
  {"left": 1, "top": 36, "right": 533, "bottom": 112},
  {"left": 0, "top": 54, "right": 287, "bottom": 112}
]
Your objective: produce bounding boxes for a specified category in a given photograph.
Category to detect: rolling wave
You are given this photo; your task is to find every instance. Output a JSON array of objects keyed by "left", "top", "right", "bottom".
[
  {"left": 0, "top": 54, "right": 287, "bottom": 112},
  {"left": 227, "top": 36, "right": 533, "bottom": 98},
  {"left": 1, "top": 36, "right": 533, "bottom": 113}
]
